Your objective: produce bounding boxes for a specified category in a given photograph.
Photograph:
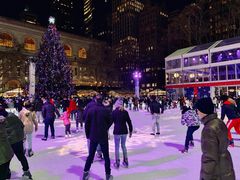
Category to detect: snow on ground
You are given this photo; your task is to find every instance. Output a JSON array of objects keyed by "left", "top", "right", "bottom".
[{"left": 9, "top": 108, "right": 240, "bottom": 180}]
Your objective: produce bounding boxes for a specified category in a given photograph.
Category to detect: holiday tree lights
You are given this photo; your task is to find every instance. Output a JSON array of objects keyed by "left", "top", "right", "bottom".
[{"left": 35, "top": 17, "right": 73, "bottom": 99}]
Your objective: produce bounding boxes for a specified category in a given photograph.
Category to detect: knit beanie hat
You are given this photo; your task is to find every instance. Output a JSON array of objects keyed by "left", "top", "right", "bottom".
[
  {"left": 196, "top": 97, "right": 214, "bottom": 115},
  {"left": 114, "top": 98, "right": 123, "bottom": 108}
]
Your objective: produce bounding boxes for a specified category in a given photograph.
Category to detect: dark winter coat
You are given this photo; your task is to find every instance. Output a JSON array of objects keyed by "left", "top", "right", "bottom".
[
  {"left": 221, "top": 100, "right": 240, "bottom": 120},
  {"left": 34, "top": 98, "right": 43, "bottom": 111},
  {"left": 0, "top": 116, "right": 13, "bottom": 165},
  {"left": 76, "top": 109, "right": 83, "bottom": 123},
  {"left": 149, "top": 100, "right": 161, "bottom": 114},
  {"left": 200, "top": 113, "right": 235, "bottom": 180},
  {"left": 5, "top": 113, "right": 24, "bottom": 145},
  {"left": 85, "top": 102, "right": 112, "bottom": 143},
  {"left": 83, "top": 100, "right": 96, "bottom": 122},
  {"left": 112, "top": 108, "right": 133, "bottom": 135},
  {"left": 42, "top": 101, "right": 56, "bottom": 121}
]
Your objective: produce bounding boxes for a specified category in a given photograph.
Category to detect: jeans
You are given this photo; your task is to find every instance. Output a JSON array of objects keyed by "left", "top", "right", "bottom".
[
  {"left": 184, "top": 126, "right": 200, "bottom": 149},
  {"left": 87, "top": 139, "right": 102, "bottom": 154},
  {"left": 0, "top": 160, "right": 11, "bottom": 180},
  {"left": 65, "top": 124, "right": 71, "bottom": 135},
  {"left": 114, "top": 134, "right": 127, "bottom": 160},
  {"left": 24, "top": 133, "right": 32, "bottom": 150},
  {"left": 152, "top": 114, "right": 160, "bottom": 133},
  {"left": 44, "top": 119, "right": 55, "bottom": 138},
  {"left": 76, "top": 118, "right": 83, "bottom": 129},
  {"left": 36, "top": 111, "right": 42, "bottom": 123},
  {"left": 71, "top": 110, "right": 77, "bottom": 121},
  {"left": 84, "top": 140, "right": 111, "bottom": 175},
  {"left": 11, "top": 141, "right": 29, "bottom": 171}
]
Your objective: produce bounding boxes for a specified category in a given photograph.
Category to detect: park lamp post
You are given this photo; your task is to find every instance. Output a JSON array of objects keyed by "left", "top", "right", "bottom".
[{"left": 133, "top": 71, "right": 141, "bottom": 98}]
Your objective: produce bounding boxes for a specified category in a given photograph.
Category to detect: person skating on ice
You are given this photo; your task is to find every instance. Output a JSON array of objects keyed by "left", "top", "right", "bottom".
[
  {"left": 41, "top": 97, "right": 57, "bottom": 141},
  {"left": 0, "top": 109, "right": 13, "bottom": 180},
  {"left": 3, "top": 104, "right": 33, "bottom": 179},
  {"left": 60, "top": 109, "right": 72, "bottom": 138},
  {"left": 220, "top": 95, "right": 240, "bottom": 147},
  {"left": 82, "top": 94, "right": 113, "bottom": 180},
  {"left": 149, "top": 95, "right": 161, "bottom": 135},
  {"left": 180, "top": 106, "right": 200, "bottom": 153},
  {"left": 19, "top": 102, "right": 38, "bottom": 157},
  {"left": 196, "top": 97, "right": 235, "bottom": 180},
  {"left": 111, "top": 98, "right": 133, "bottom": 168}
]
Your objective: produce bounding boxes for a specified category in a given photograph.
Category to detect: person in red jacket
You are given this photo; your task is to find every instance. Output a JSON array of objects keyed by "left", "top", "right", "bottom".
[
  {"left": 221, "top": 95, "right": 240, "bottom": 147},
  {"left": 69, "top": 98, "right": 77, "bottom": 121}
]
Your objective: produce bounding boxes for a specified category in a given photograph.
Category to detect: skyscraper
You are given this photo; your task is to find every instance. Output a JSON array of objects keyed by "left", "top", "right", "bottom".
[
  {"left": 112, "top": 0, "right": 144, "bottom": 88},
  {"left": 83, "top": 0, "right": 112, "bottom": 43},
  {"left": 50, "top": 0, "right": 75, "bottom": 33},
  {"left": 139, "top": 2, "right": 168, "bottom": 92}
]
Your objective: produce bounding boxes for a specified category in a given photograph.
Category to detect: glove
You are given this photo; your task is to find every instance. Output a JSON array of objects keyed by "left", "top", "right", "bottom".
[{"left": 129, "top": 132, "right": 132, "bottom": 138}]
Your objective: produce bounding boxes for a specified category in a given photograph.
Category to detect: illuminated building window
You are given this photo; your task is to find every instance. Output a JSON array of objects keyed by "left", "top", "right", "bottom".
[
  {"left": 64, "top": 44, "right": 72, "bottom": 56},
  {"left": 0, "top": 33, "right": 13, "bottom": 47},
  {"left": 78, "top": 48, "right": 87, "bottom": 59},
  {"left": 24, "top": 37, "right": 36, "bottom": 51}
]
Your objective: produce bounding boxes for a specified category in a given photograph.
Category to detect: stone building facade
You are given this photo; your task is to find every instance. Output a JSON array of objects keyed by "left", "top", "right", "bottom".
[{"left": 0, "top": 17, "right": 118, "bottom": 93}]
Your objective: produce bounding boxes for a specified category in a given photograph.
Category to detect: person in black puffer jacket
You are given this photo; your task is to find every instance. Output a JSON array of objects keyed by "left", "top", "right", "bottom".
[
  {"left": 220, "top": 95, "right": 240, "bottom": 147},
  {"left": 112, "top": 98, "right": 133, "bottom": 168}
]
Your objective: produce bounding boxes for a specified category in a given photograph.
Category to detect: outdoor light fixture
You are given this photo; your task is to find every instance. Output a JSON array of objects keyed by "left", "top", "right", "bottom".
[
  {"left": 133, "top": 71, "right": 141, "bottom": 98},
  {"left": 133, "top": 71, "right": 142, "bottom": 79},
  {"left": 189, "top": 73, "right": 195, "bottom": 78},
  {"left": 173, "top": 73, "right": 179, "bottom": 78}
]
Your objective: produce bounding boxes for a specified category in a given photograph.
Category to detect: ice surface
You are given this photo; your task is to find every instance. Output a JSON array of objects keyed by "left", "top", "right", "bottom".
[{"left": 9, "top": 108, "right": 240, "bottom": 180}]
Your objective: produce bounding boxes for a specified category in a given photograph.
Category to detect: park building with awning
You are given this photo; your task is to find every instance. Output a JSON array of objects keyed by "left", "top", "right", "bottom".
[{"left": 165, "top": 36, "right": 240, "bottom": 100}]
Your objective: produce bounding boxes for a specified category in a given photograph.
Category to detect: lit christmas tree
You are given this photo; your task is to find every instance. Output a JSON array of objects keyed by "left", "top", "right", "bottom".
[{"left": 35, "top": 17, "right": 73, "bottom": 99}]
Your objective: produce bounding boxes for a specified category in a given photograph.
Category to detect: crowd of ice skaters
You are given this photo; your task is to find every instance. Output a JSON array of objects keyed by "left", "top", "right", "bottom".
[{"left": 0, "top": 94, "right": 240, "bottom": 180}]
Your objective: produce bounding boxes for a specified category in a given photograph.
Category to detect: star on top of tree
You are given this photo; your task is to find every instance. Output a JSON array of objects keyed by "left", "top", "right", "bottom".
[{"left": 49, "top": 16, "right": 55, "bottom": 24}]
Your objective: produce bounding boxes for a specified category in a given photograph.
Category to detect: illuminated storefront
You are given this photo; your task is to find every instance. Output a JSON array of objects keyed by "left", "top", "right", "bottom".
[{"left": 165, "top": 37, "right": 240, "bottom": 99}]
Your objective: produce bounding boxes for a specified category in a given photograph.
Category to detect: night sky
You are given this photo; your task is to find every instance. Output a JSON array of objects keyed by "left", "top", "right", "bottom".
[
  {"left": 0, "top": 0, "right": 194, "bottom": 29},
  {"left": 0, "top": 0, "right": 51, "bottom": 26}
]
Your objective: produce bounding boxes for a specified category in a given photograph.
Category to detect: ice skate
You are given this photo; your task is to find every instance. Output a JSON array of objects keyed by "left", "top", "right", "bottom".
[
  {"left": 106, "top": 174, "right": 113, "bottom": 180},
  {"left": 82, "top": 171, "right": 89, "bottom": 180},
  {"left": 180, "top": 148, "right": 188, "bottom": 153},
  {"left": 113, "top": 159, "right": 120, "bottom": 169},
  {"left": 189, "top": 141, "right": 194, "bottom": 147},
  {"left": 122, "top": 158, "right": 129, "bottom": 168},
  {"left": 22, "top": 170, "right": 32, "bottom": 180},
  {"left": 28, "top": 149, "right": 34, "bottom": 157}
]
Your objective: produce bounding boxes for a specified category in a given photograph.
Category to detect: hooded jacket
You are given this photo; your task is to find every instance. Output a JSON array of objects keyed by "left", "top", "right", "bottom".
[
  {"left": 19, "top": 107, "right": 38, "bottom": 134},
  {"left": 200, "top": 113, "right": 235, "bottom": 180}
]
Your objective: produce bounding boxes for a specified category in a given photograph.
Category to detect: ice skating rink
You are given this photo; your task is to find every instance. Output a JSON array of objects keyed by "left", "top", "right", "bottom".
[{"left": 10, "top": 108, "right": 240, "bottom": 180}]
